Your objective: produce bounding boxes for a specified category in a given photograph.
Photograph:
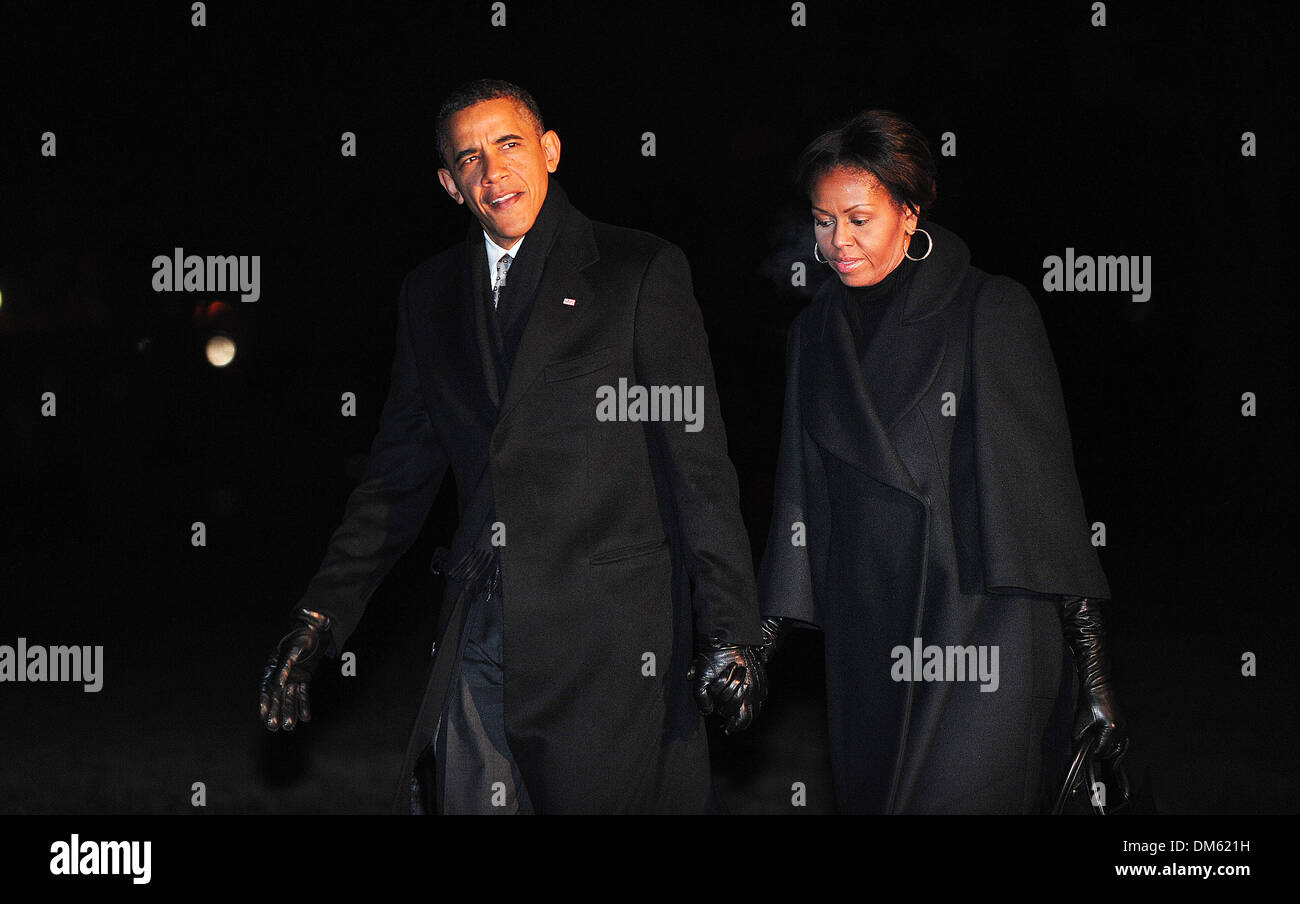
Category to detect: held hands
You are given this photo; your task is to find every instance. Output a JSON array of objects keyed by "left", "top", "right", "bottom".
[
  {"left": 688, "top": 639, "right": 769, "bottom": 735},
  {"left": 259, "top": 607, "right": 334, "bottom": 732}
]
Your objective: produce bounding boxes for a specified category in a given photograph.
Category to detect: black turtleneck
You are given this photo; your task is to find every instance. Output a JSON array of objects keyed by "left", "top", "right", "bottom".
[{"left": 839, "top": 252, "right": 919, "bottom": 364}]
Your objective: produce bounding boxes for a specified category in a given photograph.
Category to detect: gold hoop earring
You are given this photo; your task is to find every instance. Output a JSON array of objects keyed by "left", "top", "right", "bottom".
[{"left": 904, "top": 228, "right": 933, "bottom": 262}]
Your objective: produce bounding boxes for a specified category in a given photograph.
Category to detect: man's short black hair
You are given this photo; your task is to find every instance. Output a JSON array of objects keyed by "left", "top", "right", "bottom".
[{"left": 436, "top": 79, "right": 546, "bottom": 169}]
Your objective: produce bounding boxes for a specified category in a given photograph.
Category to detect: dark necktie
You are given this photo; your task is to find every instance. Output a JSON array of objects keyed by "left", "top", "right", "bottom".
[{"left": 492, "top": 253, "right": 513, "bottom": 310}]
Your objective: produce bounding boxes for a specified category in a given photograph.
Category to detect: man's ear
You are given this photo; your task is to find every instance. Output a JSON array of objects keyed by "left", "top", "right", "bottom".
[
  {"left": 437, "top": 168, "right": 464, "bottom": 204},
  {"left": 541, "top": 130, "right": 561, "bottom": 173}
]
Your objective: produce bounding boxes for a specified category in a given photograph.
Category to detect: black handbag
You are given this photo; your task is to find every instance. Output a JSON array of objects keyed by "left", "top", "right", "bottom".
[{"left": 1052, "top": 729, "right": 1153, "bottom": 814}]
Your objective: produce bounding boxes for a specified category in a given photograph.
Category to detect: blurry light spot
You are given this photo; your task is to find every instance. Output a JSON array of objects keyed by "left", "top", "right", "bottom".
[{"left": 206, "top": 334, "right": 236, "bottom": 367}]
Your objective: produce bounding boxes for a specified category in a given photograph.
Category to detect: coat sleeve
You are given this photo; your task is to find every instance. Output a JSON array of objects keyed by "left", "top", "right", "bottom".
[
  {"left": 969, "top": 276, "right": 1110, "bottom": 600},
  {"left": 757, "top": 309, "right": 825, "bottom": 628},
  {"left": 632, "top": 242, "right": 762, "bottom": 646},
  {"left": 293, "top": 272, "right": 451, "bottom": 652}
]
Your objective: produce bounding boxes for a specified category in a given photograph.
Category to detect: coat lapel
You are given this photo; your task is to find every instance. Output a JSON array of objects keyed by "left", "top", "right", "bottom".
[
  {"left": 464, "top": 234, "right": 502, "bottom": 409},
  {"left": 497, "top": 209, "right": 600, "bottom": 423},
  {"left": 859, "top": 297, "right": 948, "bottom": 435},
  {"left": 802, "top": 300, "right": 932, "bottom": 500},
  {"left": 421, "top": 223, "right": 499, "bottom": 432}
]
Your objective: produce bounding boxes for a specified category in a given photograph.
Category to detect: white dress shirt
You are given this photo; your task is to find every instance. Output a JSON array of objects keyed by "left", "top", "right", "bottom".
[{"left": 484, "top": 232, "right": 524, "bottom": 290}]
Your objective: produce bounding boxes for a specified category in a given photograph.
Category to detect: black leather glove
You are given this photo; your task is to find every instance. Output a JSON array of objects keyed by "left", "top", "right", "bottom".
[
  {"left": 688, "top": 640, "right": 768, "bottom": 734},
  {"left": 1060, "top": 596, "right": 1127, "bottom": 759},
  {"left": 756, "top": 616, "right": 793, "bottom": 663},
  {"left": 259, "top": 607, "right": 334, "bottom": 732}
]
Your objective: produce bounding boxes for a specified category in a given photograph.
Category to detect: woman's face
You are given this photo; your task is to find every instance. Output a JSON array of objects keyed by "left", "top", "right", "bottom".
[{"left": 810, "top": 166, "right": 919, "bottom": 287}]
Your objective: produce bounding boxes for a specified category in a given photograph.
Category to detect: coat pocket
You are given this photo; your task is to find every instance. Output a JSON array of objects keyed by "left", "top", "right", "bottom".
[
  {"left": 589, "top": 536, "right": 668, "bottom": 565},
  {"left": 544, "top": 346, "right": 615, "bottom": 382}
]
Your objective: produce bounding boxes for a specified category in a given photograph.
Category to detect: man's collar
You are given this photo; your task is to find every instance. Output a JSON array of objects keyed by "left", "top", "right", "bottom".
[
  {"left": 465, "top": 178, "right": 572, "bottom": 257},
  {"left": 483, "top": 231, "right": 519, "bottom": 258},
  {"left": 483, "top": 231, "right": 522, "bottom": 283}
]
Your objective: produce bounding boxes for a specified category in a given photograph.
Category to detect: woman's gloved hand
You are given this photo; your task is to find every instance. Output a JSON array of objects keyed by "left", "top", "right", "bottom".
[
  {"left": 1060, "top": 596, "right": 1128, "bottom": 759},
  {"left": 756, "top": 615, "right": 793, "bottom": 663},
  {"left": 259, "top": 607, "right": 334, "bottom": 732}
]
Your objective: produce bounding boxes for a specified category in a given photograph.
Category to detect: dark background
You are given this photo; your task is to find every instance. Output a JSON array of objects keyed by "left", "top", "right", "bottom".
[{"left": 1, "top": 0, "right": 1295, "bottom": 814}]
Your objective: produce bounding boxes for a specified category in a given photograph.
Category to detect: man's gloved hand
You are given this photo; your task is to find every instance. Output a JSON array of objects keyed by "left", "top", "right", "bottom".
[
  {"left": 259, "top": 607, "right": 334, "bottom": 732},
  {"left": 688, "top": 640, "right": 768, "bottom": 735},
  {"left": 1060, "top": 596, "right": 1127, "bottom": 759},
  {"left": 757, "top": 616, "right": 792, "bottom": 663}
]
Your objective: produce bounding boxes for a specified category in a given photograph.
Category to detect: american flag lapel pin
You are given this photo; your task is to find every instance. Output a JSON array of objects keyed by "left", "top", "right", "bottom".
[{"left": 563, "top": 296, "right": 577, "bottom": 306}]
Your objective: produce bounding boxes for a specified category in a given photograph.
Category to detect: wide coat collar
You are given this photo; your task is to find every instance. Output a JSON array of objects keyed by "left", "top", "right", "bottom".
[{"left": 801, "top": 220, "right": 972, "bottom": 501}]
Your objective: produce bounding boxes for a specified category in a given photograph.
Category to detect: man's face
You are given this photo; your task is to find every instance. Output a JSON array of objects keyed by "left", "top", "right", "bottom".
[
  {"left": 437, "top": 97, "right": 561, "bottom": 249},
  {"left": 810, "top": 166, "right": 918, "bottom": 287}
]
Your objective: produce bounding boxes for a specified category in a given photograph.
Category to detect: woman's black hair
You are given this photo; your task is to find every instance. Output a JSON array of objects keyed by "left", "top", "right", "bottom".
[{"left": 794, "top": 109, "right": 937, "bottom": 217}]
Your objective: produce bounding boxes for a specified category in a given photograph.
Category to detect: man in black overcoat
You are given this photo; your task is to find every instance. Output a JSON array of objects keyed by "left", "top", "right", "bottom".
[{"left": 258, "top": 79, "right": 766, "bottom": 813}]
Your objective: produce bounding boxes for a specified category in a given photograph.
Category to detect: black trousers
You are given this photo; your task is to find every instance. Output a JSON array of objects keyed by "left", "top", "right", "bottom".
[{"left": 412, "top": 557, "right": 534, "bottom": 815}]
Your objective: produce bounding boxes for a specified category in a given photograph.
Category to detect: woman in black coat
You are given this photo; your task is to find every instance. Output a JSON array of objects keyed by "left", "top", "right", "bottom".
[{"left": 757, "top": 110, "right": 1128, "bottom": 813}]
